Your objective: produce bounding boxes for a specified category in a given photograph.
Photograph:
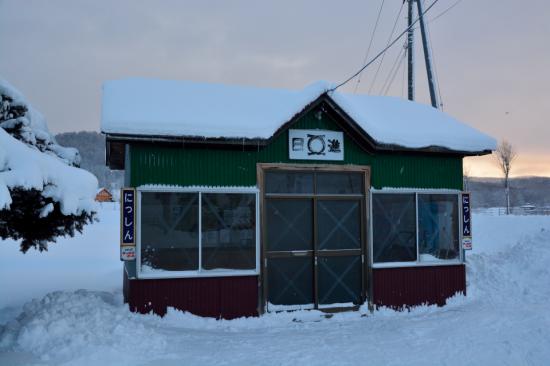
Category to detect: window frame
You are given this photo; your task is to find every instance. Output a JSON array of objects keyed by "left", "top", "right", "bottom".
[
  {"left": 136, "top": 186, "right": 260, "bottom": 279},
  {"left": 369, "top": 188, "right": 464, "bottom": 268}
]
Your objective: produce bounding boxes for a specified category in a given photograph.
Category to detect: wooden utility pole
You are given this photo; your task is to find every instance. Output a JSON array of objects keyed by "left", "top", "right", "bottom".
[
  {"left": 407, "top": 0, "right": 415, "bottom": 101},
  {"left": 416, "top": 0, "right": 440, "bottom": 108},
  {"left": 406, "top": 0, "right": 440, "bottom": 109}
]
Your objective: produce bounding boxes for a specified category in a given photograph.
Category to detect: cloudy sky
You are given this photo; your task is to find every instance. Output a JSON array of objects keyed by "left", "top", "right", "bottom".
[{"left": 1, "top": 0, "right": 548, "bottom": 177}]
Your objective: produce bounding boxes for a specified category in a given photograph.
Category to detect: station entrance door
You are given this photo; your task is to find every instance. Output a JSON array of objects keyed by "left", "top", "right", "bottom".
[{"left": 261, "top": 166, "right": 369, "bottom": 311}]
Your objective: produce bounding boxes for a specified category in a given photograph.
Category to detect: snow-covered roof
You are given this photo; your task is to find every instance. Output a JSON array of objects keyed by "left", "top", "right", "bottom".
[{"left": 101, "top": 78, "right": 496, "bottom": 154}]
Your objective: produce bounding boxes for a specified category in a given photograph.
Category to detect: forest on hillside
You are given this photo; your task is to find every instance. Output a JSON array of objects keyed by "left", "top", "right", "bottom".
[{"left": 55, "top": 131, "right": 123, "bottom": 190}]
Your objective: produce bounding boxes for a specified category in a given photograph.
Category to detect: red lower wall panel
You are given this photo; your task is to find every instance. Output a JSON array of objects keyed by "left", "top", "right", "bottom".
[
  {"left": 372, "top": 265, "right": 466, "bottom": 309},
  {"left": 124, "top": 272, "right": 259, "bottom": 319}
]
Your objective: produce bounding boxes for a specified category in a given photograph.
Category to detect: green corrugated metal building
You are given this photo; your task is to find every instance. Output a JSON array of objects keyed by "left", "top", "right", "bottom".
[{"left": 103, "top": 79, "right": 494, "bottom": 318}]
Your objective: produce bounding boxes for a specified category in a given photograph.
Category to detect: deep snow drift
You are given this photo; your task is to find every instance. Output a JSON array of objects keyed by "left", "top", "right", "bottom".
[{"left": 1, "top": 206, "right": 550, "bottom": 365}]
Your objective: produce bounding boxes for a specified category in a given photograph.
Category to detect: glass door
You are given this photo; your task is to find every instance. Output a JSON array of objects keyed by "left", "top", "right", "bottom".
[
  {"left": 265, "top": 198, "right": 315, "bottom": 309},
  {"left": 316, "top": 198, "right": 363, "bottom": 307},
  {"left": 263, "top": 168, "right": 367, "bottom": 311}
]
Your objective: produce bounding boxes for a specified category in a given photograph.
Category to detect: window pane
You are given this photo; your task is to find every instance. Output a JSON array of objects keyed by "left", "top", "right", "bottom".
[
  {"left": 266, "top": 199, "right": 313, "bottom": 251},
  {"left": 317, "top": 200, "right": 361, "bottom": 250},
  {"left": 418, "top": 194, "right": 459, "bottom": 261},
  {"left": 372, "top": 194, "right": 417, "bottom": 263},
  {"left": 316, "top": 172, "right": 363, "bottom": 194},
  {"left": 318, "top": 256, "right": 362, "bottom": 305},
  {"left": 265, "top": 171, "right": 314, "bottom": 194},
  {"left": 201, "top": 193, "right": 256, "bottom": 270},
  {"left": 141, "top": 192, "right": 199, "bottom": 271},
  {"left": 267, "top": 257, "right": 314, "bottom": 306}
]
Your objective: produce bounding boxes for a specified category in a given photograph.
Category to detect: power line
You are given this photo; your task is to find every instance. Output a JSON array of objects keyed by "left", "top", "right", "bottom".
[
  {"left": 331, "top": 0, "right": 441, "bottom": 92},
  {"left": 430, "top": 0, "right": 463, "bottom": 23},
  {"left": 379, "top": 42, "right": 407, "bottom": 94},
  {"left": 366, "top": 1, "right": 405, "bottom": 94},
  {"left": 353, "top": 0, "right": 386, "bottom": 93},
  {"left": 383, "top": 46, "right": 407, "bottom": 95}
]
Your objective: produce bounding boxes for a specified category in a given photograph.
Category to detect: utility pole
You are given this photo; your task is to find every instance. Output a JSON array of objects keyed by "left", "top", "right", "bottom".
[
  {"left": 407, "top": 0, "right": 415, "bottom": 101},
  {"left": 416, "top": 0, "right": 440, "bottom": 108}
]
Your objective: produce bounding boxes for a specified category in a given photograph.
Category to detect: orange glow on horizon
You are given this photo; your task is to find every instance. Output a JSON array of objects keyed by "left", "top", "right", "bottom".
[{"left": 464, "top": 153, "right": 550, "bottom": 178}]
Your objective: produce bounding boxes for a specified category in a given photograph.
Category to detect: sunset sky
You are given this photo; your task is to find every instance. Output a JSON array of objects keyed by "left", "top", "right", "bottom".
[{"left": 1, "top": 0, "right": 548, "bottom": 177}]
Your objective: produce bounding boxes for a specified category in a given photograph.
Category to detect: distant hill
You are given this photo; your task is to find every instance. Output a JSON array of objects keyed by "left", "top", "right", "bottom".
[
  {"left": 467, "top": 176, "right": 550, "bottom": 208},
  {"left": 55, "top": 131, "right": 123, "bottom": 190}
]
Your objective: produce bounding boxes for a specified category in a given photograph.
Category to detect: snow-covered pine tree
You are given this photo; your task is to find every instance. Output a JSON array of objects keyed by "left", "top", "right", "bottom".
[
  {"left": 0, "top": 79, "right": 97, "bottom": 252},
  {"left": 0, "top": 81, "right": 81, "bottom": 167}
]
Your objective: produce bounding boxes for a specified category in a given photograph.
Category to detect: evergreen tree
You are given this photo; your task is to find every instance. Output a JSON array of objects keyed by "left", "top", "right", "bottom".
[{"left": 0, "top": 80, "right": 96, "bottom": 252}]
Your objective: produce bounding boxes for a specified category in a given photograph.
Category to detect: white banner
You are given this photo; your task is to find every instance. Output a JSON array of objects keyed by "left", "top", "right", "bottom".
[
  {"left": 120, "top": 246, "right": 136, "bottom": 261},
  {"left": 288, "top": 129, "right": 344, "bottom": 161}
]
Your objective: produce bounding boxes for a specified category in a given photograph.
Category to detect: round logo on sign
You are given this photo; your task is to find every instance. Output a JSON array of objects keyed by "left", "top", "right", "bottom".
[{"left": 307, "top": 135, "right": 325, "bottom": 155}]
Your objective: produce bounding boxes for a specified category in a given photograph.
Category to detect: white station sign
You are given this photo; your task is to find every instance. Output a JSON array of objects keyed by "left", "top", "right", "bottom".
[{"left": 288, "top": 129, "right": 344, "bottom": 161}]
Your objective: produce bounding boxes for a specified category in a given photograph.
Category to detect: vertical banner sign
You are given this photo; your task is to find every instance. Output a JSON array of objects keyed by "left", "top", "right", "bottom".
[
  {"left": 120, "top": 188, "right": 136, "bottom": 261},
  {"left": 462, "top": 192, "right": 472, "bottom": 250}
]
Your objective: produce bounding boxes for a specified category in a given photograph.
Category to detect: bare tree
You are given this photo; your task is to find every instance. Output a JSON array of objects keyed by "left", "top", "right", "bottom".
[{"left": 494, "top": 140, "right": 517, "bottom": 214}]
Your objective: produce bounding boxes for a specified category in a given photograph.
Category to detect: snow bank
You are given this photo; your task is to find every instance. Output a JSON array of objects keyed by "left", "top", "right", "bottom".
[
  {"left": 0, "top": 203, "right": 120, "bottom": 311},
  {"left": 468, "top": 216, "right": 550, "bottom": 304},
  {"left": 102, "top": 78, "right": 496, "bottom": 153},
  {"left": 1, "top": 212, "right": 550, "bottom": 365},
  {"left": 472, "top": 214, "right": 550, "bottom": 254},
  {"left": 0, "top": 290, "right": 167, "bottom": 365}
]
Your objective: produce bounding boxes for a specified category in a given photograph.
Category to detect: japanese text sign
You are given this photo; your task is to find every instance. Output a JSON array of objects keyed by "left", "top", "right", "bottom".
[
  {"left": 121, "top": 188, "right": 136, "bottom": 255},
  {"left": 462, "top": 192, "right": 472, "bottom": 250}
]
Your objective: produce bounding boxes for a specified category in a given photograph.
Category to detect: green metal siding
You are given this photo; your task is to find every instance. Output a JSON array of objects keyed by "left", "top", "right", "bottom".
[{"left": 130, "top": 109, "right": 463, "bottom": 190}]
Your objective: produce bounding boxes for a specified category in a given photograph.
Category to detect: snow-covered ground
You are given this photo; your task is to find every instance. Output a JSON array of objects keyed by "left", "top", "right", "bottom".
[{"left": 1, "top": 204, "right": 550, "bottom": 365}]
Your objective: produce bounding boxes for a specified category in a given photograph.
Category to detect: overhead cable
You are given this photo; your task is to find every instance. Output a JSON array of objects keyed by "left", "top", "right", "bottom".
[
  {"left": 383, "top": 45, "right": 407, "bottom": 95},
  {"left": 353, "top": 0, "right": 386, "bottom": 93},
  {"left": 379, "top": 42, "right": 407, "bottom": 95},
  {"left": 330, "top": 0, "right": 441, "bottom": 92},
  {"left": 367, "top": 1, "right": 405, "bottom": 94},
  {"left": 430, "top": 0, "right": 463, "bottom": 23}
]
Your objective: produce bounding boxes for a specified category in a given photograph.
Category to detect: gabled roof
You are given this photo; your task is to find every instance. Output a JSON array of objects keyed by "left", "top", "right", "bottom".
[
  {"left": 96, "top": 187, "right": 111, "bottom": 195},
  {"left": 101, "top": 78, "right": 496, "bottom": 155}
]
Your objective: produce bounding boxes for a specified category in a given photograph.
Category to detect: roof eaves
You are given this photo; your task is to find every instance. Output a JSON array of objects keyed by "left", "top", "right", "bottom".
[{"left": 104, "top": 132, "right": 268, "bottom": 147}]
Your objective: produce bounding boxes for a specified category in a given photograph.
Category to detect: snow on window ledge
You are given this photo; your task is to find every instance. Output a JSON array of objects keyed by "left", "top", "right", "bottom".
[
  {"left": 137, "top": 184, "right": 258, "bottom": 192},
  {"left": 138, "top": 264, "right": 259, "bottom": 280},
  {"left": 419, "top": 253, "right": 460, "bottom": 263},
  {"left": 375, "top": 187, "right": 461, "bottom": 193},
  {"left": 372, "top": 260, "right": 463, "bottom": 269}
]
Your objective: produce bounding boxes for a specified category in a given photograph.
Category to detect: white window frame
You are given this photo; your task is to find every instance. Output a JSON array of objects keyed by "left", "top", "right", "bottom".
[
  {"left": 369, "top": 188, "right": 464, "bottom": 269},
  {"left": 136, "top": 186, "right": 260, "bottom": 279}
]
